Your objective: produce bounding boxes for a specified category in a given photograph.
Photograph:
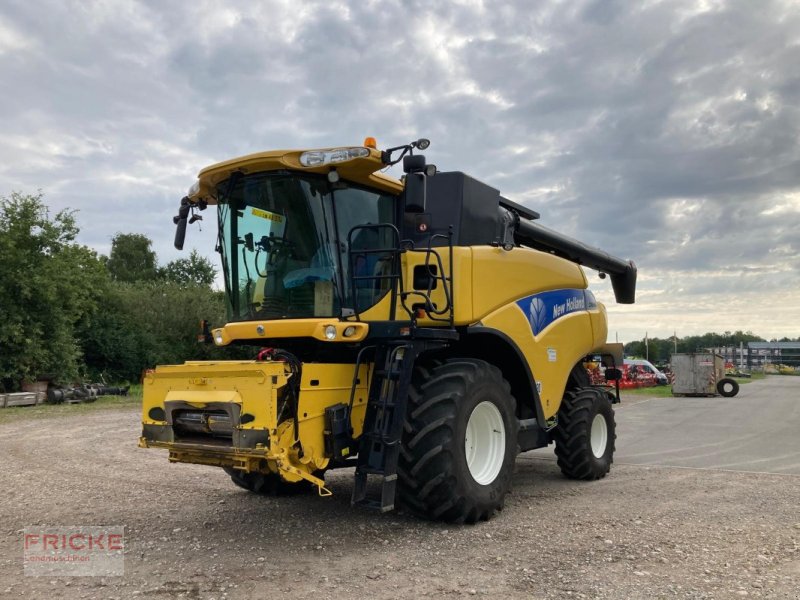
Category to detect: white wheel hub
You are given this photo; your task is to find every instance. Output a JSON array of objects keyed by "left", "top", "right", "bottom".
[
  {"left": 464, "top": 401, "right": 506, "bottom": 485},
  {"left": 590, "top": 413, "right": 608, "bottom": 459}
]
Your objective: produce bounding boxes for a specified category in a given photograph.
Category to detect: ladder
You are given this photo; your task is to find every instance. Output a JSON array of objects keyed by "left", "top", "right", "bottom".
[
  {"left": 351, "top": 329, "right": 457, "bottom": 512},
  {"left": 351, "top": 341, "right": 419, "bottom": 512}
]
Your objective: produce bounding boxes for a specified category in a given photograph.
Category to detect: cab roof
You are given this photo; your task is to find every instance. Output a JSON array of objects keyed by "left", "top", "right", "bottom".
[{"left": 188, "top": 147, "right": 403, "bottom": 203}]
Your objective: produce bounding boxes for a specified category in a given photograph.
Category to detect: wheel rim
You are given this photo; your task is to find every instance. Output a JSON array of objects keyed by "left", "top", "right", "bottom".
[
  {"left": 590, "top": 413, "right": 608, "bottom": 459},
  {"left": 464, "top": 401, "right": 506, "bottom": 485}
]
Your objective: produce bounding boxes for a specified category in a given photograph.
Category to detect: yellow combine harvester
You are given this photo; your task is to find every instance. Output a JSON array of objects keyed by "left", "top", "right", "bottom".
[{"left": 139, "top": 138, "right": 637, "bottom": 523}]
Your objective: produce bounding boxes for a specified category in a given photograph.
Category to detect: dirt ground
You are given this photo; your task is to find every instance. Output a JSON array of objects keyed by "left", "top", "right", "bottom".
[{"left": 0, "top": 378, "right": 798, "bottom": 599}]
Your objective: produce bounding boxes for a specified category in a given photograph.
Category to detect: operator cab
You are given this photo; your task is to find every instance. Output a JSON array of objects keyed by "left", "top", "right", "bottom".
[{"left": 215, "top": 172, "right": 397, "bottom": 322}]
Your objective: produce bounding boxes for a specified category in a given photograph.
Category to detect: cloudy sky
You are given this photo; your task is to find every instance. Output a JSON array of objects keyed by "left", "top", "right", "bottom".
[{"left": 1, "top": 0, "right": 799, "bottom": 342}]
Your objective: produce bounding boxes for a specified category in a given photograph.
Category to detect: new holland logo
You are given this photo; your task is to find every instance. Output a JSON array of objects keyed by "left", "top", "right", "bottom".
[
  {"left": 529, "top": 297, "right": 548, "bottom": 335},
  {"left": 516, "top": 289, "right": 591, "bottom": 336}
]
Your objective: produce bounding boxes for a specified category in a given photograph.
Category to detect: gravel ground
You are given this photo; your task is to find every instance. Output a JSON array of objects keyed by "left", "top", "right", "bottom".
[{"left": 0, "top": 378, "right": 798, "bottom": 599}]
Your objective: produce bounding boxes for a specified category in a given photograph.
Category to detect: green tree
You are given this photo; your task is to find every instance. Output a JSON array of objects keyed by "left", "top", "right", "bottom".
[
  {"left": 106, "top": 233, "right": 158, "bottom": 282},
  {"left": 0, "top": 192, "right": 108, "bottom": 389},
  {"left": 159, "top": 249, "right": 217, "bottom": 286},
  {"left": 625, "top": 330, "right": 767, "bottom": 364},
  {"left": 76, "top": 283, "right": 153, "bottom": 382},
  {"left": 78, "top": 280, "right": 243, "bottom": 381},
  {"left": 121, "top": 281, "right": 227, "bottom": 366}
]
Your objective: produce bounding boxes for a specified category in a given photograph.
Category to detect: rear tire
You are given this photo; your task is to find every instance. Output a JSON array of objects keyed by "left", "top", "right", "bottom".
[
  {"left": 398, "top": 358, "right": 518, "bottom": 523},
  {"left": 717, "top": 378, "right": 739, "bottom": 397},
  {"left": 223, "top": 468, "right": 318, "bottom": 495},
  {"left": 554, "top": 387, "right": 616, "bottom": 480}
]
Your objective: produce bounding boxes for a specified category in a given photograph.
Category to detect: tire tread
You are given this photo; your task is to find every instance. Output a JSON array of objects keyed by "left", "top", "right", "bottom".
[
  {"left": 398, "top": 358, "right": 517, "bottom": 523},
  {"left": 554, "top": 387, "right": 616, "bottom": 481}
]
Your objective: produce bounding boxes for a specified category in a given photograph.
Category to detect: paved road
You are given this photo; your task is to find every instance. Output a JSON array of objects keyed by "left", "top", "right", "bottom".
[{"left": 613, "top": 375, "right": 800, "bottom": 475}]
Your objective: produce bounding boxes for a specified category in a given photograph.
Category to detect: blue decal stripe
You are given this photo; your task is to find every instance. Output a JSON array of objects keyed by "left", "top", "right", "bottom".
[{"left": 516, "top": 289, "right": 590, "bottom": 336}]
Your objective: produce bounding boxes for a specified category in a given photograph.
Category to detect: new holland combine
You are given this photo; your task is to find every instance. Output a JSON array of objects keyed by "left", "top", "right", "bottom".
[{"left": 139, "top": 138, "right": 637, "bottom": 523}]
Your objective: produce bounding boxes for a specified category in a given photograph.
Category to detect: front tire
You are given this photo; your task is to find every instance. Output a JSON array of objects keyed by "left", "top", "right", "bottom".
[
  {"left": 554, "top": 387, "right": 616, "bottom": 480},
  {"left": 398, "top": 358, "right": 518, "bottom": 524}
]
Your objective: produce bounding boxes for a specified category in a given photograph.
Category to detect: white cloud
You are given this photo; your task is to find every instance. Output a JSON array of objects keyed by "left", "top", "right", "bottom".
[
  {"left": 0, "top": 15, "right": 33, "bottom": 54},
  {"left": 1, "top": 0, "right": 799, "bottom": 343}
]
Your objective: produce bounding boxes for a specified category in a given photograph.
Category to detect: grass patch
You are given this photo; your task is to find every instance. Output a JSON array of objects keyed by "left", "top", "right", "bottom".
[
  {"left": 734, "top": 372, "right": 764, "bottom": 384},
  {"left": 0, "top": 385, "right": 141, "bottom": 425},
  {"left": 620, "top": 385, "right": 674, "bottom": 399}
]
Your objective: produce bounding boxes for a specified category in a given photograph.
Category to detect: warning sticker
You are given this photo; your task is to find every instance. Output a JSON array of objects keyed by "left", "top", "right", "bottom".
[
  {"left": 547, "top": 348, "right": 557, "bottom": 362},
  {"left": 251, "top": 207, "right": 285, "bottom": 224}
]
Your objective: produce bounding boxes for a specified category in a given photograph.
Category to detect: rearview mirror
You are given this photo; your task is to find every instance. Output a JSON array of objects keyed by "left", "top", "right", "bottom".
[
  {"left": 404, "top": 172, "right": 426, "bottom": 213},
  {"left": 173, "top": 197, "right": 191, "bottom": 250}
]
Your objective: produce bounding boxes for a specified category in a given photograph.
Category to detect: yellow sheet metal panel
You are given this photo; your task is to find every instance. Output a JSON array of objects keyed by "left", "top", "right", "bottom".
[
  {"left": 355, "top": 283, "right": 395, "bottom": 321},
  {"left": 588, "top": 302, "right": 610, "bottom": 351},
  {"left": 142, "top": 360, "right": 287, "bottom": 432},
  {"left": 215, "top": 319, "right": 369, "bottom": 345},
  {"left": 163, "top": 390, "right": 242, "bottom": 404},
  {"left": 481, "top": 301, "right": 602, "bottom": 420},
  {"left": 396, "top": 247, "right": 474, "bottom": 326},
  {"left": 471, "top": 246, "right": 588, "bottom": 321},
  {"left": 294, "top": 363, "right": 370, "bottom": 467}
]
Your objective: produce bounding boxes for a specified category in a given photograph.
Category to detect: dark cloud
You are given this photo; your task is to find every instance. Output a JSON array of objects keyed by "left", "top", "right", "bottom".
[{"left": 1, "top": 0, "right": 798, "bottom": 339}]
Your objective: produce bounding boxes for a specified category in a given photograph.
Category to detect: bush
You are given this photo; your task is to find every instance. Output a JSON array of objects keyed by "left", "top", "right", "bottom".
[{"left": 79, "top": 281, "right": 231, "bottom": 382}]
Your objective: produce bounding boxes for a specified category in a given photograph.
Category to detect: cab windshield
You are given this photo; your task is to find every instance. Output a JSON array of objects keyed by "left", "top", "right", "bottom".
[{"left": 217, "top": 172, "right": 396, "bottom": 322}]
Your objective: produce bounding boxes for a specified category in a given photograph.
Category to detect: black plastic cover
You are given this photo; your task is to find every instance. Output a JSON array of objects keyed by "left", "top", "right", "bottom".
[
  {"left": 324, "top": 403, "right": 353, "bottom": 459},
  {"left": 402, "top": 172, "right": 501, "bottom": 247}
]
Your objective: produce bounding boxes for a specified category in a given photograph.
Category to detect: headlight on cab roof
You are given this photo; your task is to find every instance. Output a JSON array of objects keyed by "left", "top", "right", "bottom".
[{"left": 299, "top": 147, "right": 370, "bottom": 167}]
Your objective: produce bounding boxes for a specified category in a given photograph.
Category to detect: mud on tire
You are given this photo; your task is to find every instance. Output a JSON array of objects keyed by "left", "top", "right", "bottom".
[
  {"left": 397, "top": 358, "right": 518, "bottom": 524},
  {"left": 554, "top": 386, "right": 616, "bottom": 480}
]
